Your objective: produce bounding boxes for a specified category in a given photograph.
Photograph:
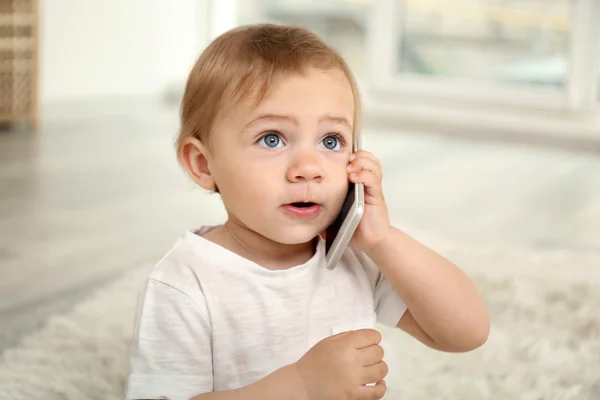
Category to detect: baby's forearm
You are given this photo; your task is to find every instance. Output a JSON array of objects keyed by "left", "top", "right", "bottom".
[
  {"left": 190, "top": 363, "right": 307, "bottom": 400},
  {"left": 366, "top": 226, "right": 489, "bottom": 351}
]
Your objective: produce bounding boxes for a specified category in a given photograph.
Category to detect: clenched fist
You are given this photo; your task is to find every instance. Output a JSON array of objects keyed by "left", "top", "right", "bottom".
[{"left": 295, "top": 329, "right": 388, "bottom": 400}]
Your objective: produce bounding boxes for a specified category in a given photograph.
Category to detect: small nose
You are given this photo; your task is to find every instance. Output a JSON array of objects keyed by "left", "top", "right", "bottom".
[{"left": 286, "top": 152, "right": 325, "bottom": 183}]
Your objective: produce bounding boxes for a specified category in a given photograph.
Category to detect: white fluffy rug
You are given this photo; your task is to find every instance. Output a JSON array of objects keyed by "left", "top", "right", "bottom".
[{"left": 1, "top": 233, "right": 599, "bottom": 400}]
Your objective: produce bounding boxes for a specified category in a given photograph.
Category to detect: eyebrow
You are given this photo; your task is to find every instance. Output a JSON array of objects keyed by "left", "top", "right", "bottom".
[
  {"left": 320, "top": 115, "right": 352, "bottom": 128},
  {"left": 244, "top": 114, "right": 352, "bottom": 129},
  {"left": 245, "top": 114, "right": 297, "bottom": 128}
]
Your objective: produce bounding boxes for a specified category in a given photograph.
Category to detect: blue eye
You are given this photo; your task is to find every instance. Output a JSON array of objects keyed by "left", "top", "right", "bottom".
[
  {"left": 320, "top": 135, "right": 341, "bottom": 151},
  {"left": 258, "top": 133, "right": 284, "bottom": 148}
]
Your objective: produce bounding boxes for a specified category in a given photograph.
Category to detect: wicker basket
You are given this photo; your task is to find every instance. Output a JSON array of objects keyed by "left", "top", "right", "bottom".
[{"left": 0, "top": 0, "right": 38, "bottom": 128}]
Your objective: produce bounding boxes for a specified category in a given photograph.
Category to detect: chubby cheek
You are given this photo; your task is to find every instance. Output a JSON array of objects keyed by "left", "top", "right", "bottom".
[
  {"left": 327, "top": 165, "right": 351, "bottom": 210},
  {"left": 217, "top": 162, "right": 275, "bottom": 207}
]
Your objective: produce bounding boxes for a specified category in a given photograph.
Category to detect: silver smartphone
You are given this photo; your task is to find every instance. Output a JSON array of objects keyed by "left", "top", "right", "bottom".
[{"left": 324, "top": 137, "right": 365, "bottom": 270}]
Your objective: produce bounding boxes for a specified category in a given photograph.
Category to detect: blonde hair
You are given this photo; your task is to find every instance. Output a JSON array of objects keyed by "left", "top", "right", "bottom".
[{"left": 176, "top": 23, "right": 361, "bottom": 160}]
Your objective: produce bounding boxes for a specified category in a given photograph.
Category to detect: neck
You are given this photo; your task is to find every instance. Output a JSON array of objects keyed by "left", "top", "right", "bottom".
[{"left": 214, "top": 219, "right": 317, "bottom": 270}]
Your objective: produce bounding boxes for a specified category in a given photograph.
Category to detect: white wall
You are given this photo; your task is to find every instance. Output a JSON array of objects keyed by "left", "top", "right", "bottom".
[{"left": 39, "top": 0, "right": 204, "bottom": 104}]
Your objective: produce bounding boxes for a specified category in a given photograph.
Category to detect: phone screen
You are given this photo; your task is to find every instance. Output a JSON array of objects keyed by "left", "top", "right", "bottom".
[{"left": 325, "top": 182, "right": 356, "bottom": 254}]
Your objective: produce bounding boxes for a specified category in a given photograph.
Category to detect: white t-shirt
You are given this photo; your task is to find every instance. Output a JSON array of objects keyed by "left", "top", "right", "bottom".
[{"left": 125, "top": 226, "right": 407, "bottom": 400}]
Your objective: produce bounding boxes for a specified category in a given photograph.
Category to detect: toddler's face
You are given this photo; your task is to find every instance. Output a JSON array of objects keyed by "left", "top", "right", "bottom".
[{"left": 208, "top": 68, "right": 355, "bottom": 244}]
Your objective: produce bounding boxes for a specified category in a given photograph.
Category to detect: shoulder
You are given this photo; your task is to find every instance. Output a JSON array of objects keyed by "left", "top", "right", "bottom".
[{"left": 143, "top": 226, "right": 224, "bottom": 304}]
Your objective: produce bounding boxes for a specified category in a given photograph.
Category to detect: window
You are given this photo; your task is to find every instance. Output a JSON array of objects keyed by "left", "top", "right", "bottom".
[{"left": 397, "top": 0, "right": 571, "bottom": 88}]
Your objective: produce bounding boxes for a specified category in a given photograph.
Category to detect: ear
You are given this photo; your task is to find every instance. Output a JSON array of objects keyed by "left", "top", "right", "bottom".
[{"left": 180, "top": 137, "right": 217, "bottom": 191}]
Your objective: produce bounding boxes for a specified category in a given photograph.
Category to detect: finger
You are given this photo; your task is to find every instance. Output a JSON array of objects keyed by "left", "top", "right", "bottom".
[
  {"left": 350, "top": 151, "right": 382, "bottom": 175},
  {"left": 357, "top": 379, "right": 387, "bottom": 400},
  {"left": 348, "top": 328, "right": 382, "bottom": 349},
  {"left": 349, "top": 170, "right": 383, "bottom": 199},
  {"left": 350, "top": 150, "right": 381, "bottom": 167},
  {"left": 361, "top": 361, "right": 389, "bottom": 385},
  {"left": 358, "top": 344, "right": 384, "bottom": 366},
  {"left": 348, "top": 157, "right": 382, "bottom": 180}
]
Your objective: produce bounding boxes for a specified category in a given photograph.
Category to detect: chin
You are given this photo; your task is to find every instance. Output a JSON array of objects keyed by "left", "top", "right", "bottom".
[{"left": 269, "top": 225, "right": 323, "bottom": 245}]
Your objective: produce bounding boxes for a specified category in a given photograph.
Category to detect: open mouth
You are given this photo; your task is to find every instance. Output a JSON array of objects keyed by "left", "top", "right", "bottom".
[
  {"left": 290, "top": 202, "right": 316, "bottom": 208},
  {"left": 282, "top": 201, "right": 322, "bottom": 218}
]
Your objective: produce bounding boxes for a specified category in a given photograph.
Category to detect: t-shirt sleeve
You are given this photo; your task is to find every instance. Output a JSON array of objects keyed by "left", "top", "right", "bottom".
[
  {"left": 373, "top": 270, "right": 408, "bottom": 327},
  {"left": 354, "top": 251, "right": 408, "bottom": 327},
  {"left": 125, "top": 278, "right": 213, "bottom": 400}
]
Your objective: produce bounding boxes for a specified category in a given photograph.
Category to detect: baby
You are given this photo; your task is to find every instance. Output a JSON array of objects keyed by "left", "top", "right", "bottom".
[{"left": 125, "top": 23, "right": 489, "bottom": 400}]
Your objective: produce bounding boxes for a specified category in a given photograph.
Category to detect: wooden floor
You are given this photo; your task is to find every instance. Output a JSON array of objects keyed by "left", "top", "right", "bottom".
[{"left": 1, "top": 97, "right": 599, "bottom": 354}]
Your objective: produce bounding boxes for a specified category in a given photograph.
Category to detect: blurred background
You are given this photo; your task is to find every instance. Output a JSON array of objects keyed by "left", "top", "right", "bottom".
[{"left": 1, "top": 1, "right": 600, "bottom": 399}]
